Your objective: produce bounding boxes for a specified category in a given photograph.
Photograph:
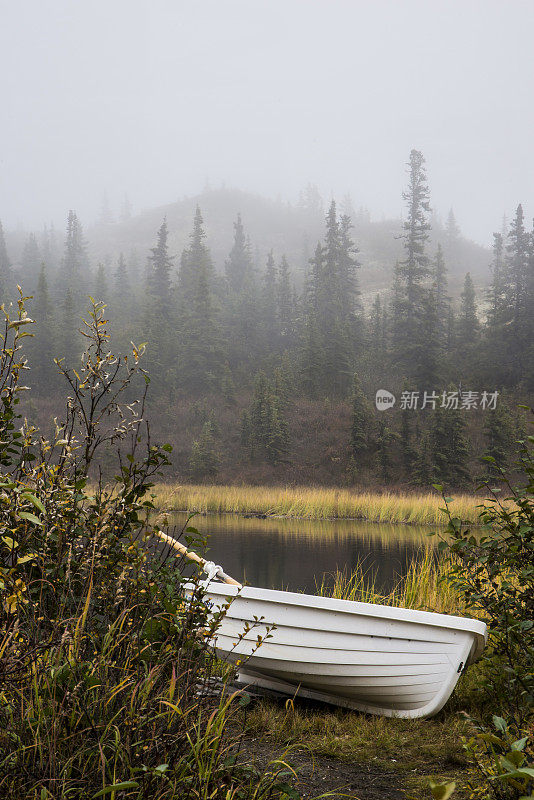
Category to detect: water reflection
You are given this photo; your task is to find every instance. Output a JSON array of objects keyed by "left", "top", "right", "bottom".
[{"left": 167, "top": 513, "right": 434, "bottom": 595}]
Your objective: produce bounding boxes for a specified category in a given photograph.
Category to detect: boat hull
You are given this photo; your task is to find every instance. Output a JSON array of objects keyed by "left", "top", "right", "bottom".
[{"left": 202, "top": 582, "right": 487, "bottom": 719}]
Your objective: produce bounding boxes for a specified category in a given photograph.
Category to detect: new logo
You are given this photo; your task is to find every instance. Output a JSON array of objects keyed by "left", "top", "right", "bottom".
[{"left": 375, "top": 390, "right": 396, "bottom": 411}]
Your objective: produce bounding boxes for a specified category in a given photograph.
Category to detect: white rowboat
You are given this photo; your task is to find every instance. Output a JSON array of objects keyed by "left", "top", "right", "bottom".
[
  {"left": 203, "top": 581, "right": 487, "bottom": 719},
  {"left": 155, "top": 532, "right": 487, "bottom": 719}
]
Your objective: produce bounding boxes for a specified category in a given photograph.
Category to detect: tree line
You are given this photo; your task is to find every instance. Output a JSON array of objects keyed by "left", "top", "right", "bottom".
[{"left": 0, "top": 149, "right": 532, "bottom": 487}]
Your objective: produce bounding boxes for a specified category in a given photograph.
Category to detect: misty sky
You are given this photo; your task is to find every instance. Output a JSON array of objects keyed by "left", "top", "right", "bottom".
[{"left": 1, "top": 0, "right": 533, "bottom": 244}]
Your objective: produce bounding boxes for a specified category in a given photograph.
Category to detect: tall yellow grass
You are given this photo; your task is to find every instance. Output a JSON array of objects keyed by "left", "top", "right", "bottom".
[
  {"left": 151, "top": 483, "right": 483, "bottom": 525},
  {"left": 318, "top": 548, "right": 462, "bottom": 615}
]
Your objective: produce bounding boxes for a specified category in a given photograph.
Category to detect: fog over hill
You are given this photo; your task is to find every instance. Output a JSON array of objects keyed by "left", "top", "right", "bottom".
[{"left": 5, "top": 186, "right": 492, "bottom": 305}]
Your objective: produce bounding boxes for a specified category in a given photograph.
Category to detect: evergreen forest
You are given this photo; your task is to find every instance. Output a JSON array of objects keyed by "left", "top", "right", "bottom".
[{"left": 2, "top": 150, "right": 533, "bottom": 490}]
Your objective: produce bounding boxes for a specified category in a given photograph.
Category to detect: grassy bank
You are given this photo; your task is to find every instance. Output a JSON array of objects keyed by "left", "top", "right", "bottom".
[{"left": 152, "top": 483, "right": 483, "bottom": 525}]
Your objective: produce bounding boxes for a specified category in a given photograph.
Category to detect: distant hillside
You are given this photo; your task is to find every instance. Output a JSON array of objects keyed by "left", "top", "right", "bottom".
[
  {"left": 85, "top": 187, "right": 491, "bottom": 302},
  {"left": 6, "top": 187, "right": 491, "bottom": 304}
]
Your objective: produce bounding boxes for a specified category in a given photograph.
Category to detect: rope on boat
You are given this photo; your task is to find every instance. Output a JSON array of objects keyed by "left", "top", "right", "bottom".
[{"left": 153, "top": 529, "right": 242, "bottom": 587}]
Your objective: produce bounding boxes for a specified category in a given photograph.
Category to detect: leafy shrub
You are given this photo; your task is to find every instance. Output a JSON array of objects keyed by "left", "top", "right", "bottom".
[
  {"left": 436, "top": 410, "right": 534, "bottom": 728},
  {"left": 462, "top": 716, "right": 533, "bottom": 800},
  {"left": 430, "top": 410, "right": 534, "bottom": 800},
  {"left": 0, "top": 295, "right": 299, "bottom": 800}
]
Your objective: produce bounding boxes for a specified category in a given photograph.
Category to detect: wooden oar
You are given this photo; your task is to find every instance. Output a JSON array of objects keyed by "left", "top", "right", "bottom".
[{"left": 154, "top": 529, "right": 242, "bottom": 587}]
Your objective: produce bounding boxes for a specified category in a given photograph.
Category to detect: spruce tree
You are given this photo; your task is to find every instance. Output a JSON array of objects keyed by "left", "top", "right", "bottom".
[
  {"left": 300, "top": 240, "right": 325, "bottom": 396},
  {"left": 99, "top": 191, "right": 115, "bottom": 225},
  {"left": 261, "top": 250, "right": 278, "bottom": 347},
  {"left": 222, "top": 214, "right": 259, "bottom": 371},
  {"left": 416, "top": 287, "right": 441, "bottom": 388},
  {"left": 401, "top": 150, "right": 431, "bottom": 298},
  {"left": 189, "top": 421, "right": 220, "bottom": 480},
  {"left": 428, "top": 403, "right": 470, "bottom": 488},
  {"left": 338, "top": 212, "right": 361, "bottom": 322},
  {"left": 376, "top": 420, "right": 396, "bottom": 483},
  {"left": 457, "top": 272, "right": 479, "bottom": 352},
  {"left": 505, "top": 204, "right": 530, "bottom": 381},
  {"left": 107, "top": 253, "right": 134, "bottom": 353},
  {"left": 445, "top": 406, "right": 470, "bottom": 488},
  {"left": 446, "top": 305, "right": 456, "bottom": 354},
  {"left": 277, "top": 255, "right": 294, "bottom": 344},
  {"left": 321, "top": 202, "right": 350, "bottom": 395},
  {"left": 114, "top": 253, "right": 129, "bottom": 300},
  {"left": 392, "top": 150, "right": 432, "bottom": 384},
  {"left": 300, "top": 203, "right": 359, "bottom": 397},
  {"left": 350, "top": 373, "right": 371, "bottom": 464},
  {"left": 480, "top": 232, "right": 509, "bottom": 384},
  {"left": 483, "top": 400, "right": 514, "bottom": 479},
  {"left": 507, "top": 204, "right": 529, "bottom": 328},
  {"left": 144, "top": 219, "right": 175, "bottom": 394},
  {"left": 178, "top": 206, "right": 214, "bottom": 304},
  {"left": 432, "top": 244, "right": 449, "bottom": 344},
  {"left": 412, "top": 431, "right": 434, "bottom": 487},
  {"left": 428, "top": 404, "right": 450, "bottom": 484},
  {"left": 177, "top": 208, "right": 223, "bottom": 392},
  {"left": 273, "top": 355, "right": 294, "bottom": 411},
  {"left": 242, "top": 371, "right": 289, "bottom": 465},
  {"left": 225, "top": 214, "right": 252, "bottom": 293},
  {"left": 298, "top": 183, "right": 323, "bottom": 219},
  {"left": 60, "top": 289, "right": 79, "bottom": 367},
  {"left": 30, "top": 264, "right": 56, "bottom": 392},
  {"left": 400, "top": 405, "right": 416, "bottom": 478},
  {"left": 444, "top": 208, "right": 461, "bottom": 262},
  {"left": 368, "top": 294, "right": 387, "bottom": 370},
  {"left": 487, "top": 233, "right": 506, "bottom": 332},
  {"left": 265, "top": 402, "right": 289, "bottom": 465},
  {"left": 300, "top": 309, "right": 323, "bottom": 399},
  {"left": 59, "top": 210, "right": 88, "bottom": 295},
  {"left": 147, "top": 219, "right": 173, "bottom": 302}
]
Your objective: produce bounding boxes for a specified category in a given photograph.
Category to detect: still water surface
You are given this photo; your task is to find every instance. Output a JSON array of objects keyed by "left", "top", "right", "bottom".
[{"left": 167, "top": 513, "right": 433, "bottom": 595}]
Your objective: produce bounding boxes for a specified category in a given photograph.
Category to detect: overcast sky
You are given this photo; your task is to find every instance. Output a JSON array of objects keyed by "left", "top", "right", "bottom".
[{"left": 1, "top": 0, "right": 533, "bottom": 244}]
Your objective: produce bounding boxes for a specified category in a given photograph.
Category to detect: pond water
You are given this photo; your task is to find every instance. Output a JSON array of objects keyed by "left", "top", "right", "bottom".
[{"left": 166, "top": 513, "right": 434, "bottom": 595}]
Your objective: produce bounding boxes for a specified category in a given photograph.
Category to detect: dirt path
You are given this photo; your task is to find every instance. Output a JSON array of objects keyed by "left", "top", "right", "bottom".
[{"left": 238, "top": 737, "right": 407, "bottom": 799}]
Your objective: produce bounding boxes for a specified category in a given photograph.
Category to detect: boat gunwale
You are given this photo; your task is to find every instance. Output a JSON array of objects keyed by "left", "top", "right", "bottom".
[{"left": 200, "top": 581, "right": 487, "bottom": 640}]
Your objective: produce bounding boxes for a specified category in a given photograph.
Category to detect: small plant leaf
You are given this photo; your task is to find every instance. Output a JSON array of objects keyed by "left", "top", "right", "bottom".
[
  {"left": 17, "top": 554, "right": 38, "bottom": 564},
  {"left": 2, "top": 536, "right": 19, "bottom": 549},
  {"left": 91, "top": 782, "right": 140, "bottom": 798},
  {"left": 20, "top": 492, "right": 46, "bottom": 514},
  {"left": 19, "top": 511, "right": 43, "bottom": 526}
]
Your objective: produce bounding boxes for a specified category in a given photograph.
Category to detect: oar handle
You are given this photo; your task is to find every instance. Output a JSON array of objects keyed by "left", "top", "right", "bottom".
[{"left": 154, "top": 530, "right": 242, "bottom": 587}]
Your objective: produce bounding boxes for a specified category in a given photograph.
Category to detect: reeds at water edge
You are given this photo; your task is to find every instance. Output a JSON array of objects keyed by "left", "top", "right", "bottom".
[
  {"left": 152, "top": 483, "right": 483, "bottom": 525},
  {"left": 317, "top": 548, "right": 463, "bottom": 616}
]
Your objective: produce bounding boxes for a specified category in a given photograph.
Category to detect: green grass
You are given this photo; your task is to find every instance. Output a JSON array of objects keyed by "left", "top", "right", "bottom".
[{"left": 152, "top": 484, "right": 484, "bottom": 525}]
